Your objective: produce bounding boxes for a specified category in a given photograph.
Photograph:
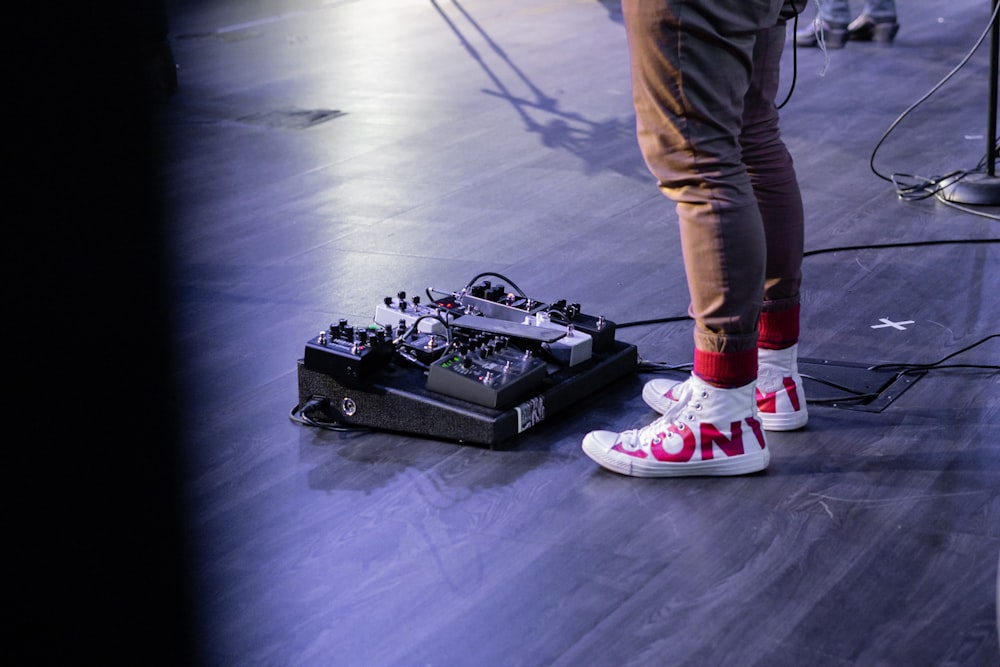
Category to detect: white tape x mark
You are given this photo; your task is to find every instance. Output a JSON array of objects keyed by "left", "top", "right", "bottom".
[{"left": 871, "top": 318, "right": 915, "bottom": 330}]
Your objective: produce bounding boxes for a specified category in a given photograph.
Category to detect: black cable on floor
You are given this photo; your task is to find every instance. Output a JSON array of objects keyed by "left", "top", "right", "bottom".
[
  {"left": 616, "top": 237, "right": 1000, "bottom": 329},
  {"left": 289, "top": 398, "right": 370, "bottom": 433}
]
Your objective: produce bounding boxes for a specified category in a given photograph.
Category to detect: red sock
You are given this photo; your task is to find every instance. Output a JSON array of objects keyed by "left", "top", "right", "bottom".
[
  {"left": 759, "top": 304, "right": 800, "bottom": 350},
  {"left": 694, "top": 348, "right": 757, "bottom": 388}
]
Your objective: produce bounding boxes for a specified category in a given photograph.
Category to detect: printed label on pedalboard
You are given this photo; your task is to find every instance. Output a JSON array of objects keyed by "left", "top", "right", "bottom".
[{"left": 515, "top": 396, "right": 546, "bottom": 432}]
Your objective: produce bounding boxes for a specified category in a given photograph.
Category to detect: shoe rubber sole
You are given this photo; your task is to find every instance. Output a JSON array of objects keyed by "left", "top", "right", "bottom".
[
  {"left": 758, "top": 408, "right": 809, "bottom": 432},
  {"left": 582, "top": 432, "right": 770, "bottom": 478}
]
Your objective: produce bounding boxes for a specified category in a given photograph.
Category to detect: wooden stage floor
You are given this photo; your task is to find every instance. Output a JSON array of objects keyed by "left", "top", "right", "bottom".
[{"left": 8, "top": 1, "right": 1000, "bottom": 665}]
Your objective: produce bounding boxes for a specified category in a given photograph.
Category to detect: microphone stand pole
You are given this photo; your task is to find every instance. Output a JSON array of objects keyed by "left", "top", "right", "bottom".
[{"left": 942, "top": 0, "right": 1000, "bottom": 205}]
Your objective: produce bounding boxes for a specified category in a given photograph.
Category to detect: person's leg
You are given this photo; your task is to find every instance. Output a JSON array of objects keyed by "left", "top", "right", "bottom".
[
  {"left": 741, "top": 13, "right": 809, "bottom": 431},
  {"left": 862, "top": 0, "right": 897, "bottom": 20},
  {"left": 627, "top": 0, "right": 769, "bottom": 381},
  {"left": 582, "top": 0, "right": 782, "bottom": 477},
  {"left": 742, "top": 16, "right": 803, "bottom": 321},
  {"left": 641, "top": 7, "right": 809, "bottom": 431},
  {"left": 817, "top": 0, "right": 851, "bottom": 23}
]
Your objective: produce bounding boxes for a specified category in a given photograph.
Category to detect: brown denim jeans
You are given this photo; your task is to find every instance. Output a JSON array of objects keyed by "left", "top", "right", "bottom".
[{"left": 623, "top": 0, "right": 805, "bottom": 354}]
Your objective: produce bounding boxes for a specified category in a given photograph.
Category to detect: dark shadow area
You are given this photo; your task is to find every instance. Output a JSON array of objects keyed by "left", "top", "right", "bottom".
[{"left": 5, "top": 3, "right": 193, "bottom": 664}]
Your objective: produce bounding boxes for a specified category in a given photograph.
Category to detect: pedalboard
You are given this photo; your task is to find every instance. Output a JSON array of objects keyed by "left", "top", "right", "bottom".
[{"left": 296, "top": 277, "right": 638, "bottom": 446}]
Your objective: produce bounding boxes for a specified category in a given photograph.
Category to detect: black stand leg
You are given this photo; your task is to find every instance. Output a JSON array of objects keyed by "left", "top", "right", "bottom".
[{"left": 942, "top": 0, "right": 1000, "bottom": 205}]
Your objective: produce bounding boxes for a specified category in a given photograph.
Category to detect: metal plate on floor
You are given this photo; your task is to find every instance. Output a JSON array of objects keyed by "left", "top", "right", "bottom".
[{"left": 799, "top": 358, "right": 926, "bottom": 413}]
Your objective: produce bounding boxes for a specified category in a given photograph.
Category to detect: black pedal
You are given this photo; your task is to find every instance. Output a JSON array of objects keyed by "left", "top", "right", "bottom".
[
  {"left": 426, "top": 343, "right": 548, "bottom": 409},
  {"left": 427, "top": 293, "right": 466, "bottom": 318},
  {"left": 568, "top": 313, "right": 616, "bottom": 353},
  {"left": 399, "top": 330, "right": 450, "bottom": 365},
  {"left": 303, "top": 319, "right": 395, "bottom": 385},
  {"left": 547, "top": 300, "right": 616, "bottom": 353}
]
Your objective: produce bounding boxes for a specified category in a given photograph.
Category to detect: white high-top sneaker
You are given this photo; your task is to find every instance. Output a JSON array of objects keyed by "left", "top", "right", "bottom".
[
  {"left": 756, "top": 344, "right": 808, "bottom": 431},
  {"left": 583, "top": 374, "right": 768, "bottom": 477},
  {"left": 642, "top": 344, "right": 808, "bottom": 432}
]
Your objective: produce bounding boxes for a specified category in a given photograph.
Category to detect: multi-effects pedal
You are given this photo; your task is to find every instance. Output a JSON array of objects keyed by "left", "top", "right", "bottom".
[{"left": 295, "top": 276, "right": 639, "bottom": 446}]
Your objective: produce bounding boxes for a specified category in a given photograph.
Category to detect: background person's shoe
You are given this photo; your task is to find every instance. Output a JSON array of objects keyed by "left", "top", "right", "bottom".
[
  {"left": 847, "top": 14, "right": 899, "bottom": 44},
  {"left": 795, "top": 17, "right": 848, "bottom": 49}
]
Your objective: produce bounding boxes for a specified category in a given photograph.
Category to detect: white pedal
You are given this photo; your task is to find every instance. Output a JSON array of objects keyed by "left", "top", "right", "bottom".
[
  {"left": 374, "top": 298, "right": 448, "bottom": 335},
  {"left": 526, "top": 312, "right": 592, "bottom": 366}
]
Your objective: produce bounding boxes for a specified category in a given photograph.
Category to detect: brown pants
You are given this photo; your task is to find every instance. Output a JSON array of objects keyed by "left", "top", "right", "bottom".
[{"left": 623, "top": 0, "right": 805, "bottom": 356}]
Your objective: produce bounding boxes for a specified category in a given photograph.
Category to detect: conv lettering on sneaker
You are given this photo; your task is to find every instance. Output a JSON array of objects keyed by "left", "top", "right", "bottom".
[
  {"left": 611, "top": 417, "right": 766, "bottom": 462},
  {"left": 756, "top": 377, "right": 800, "bottom": 413},
  {"left": 650, "top": 423, "right": 696, "bottom": 462}
]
